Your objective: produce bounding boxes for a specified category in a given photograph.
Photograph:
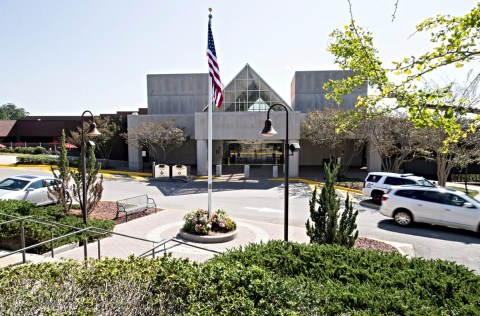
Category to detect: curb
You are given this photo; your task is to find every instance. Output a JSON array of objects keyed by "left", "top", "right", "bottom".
[{"left": 368, "top": 237, "right": 415, "bottom": 258}]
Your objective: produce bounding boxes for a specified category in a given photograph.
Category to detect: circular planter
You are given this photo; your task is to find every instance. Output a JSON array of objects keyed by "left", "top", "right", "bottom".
[{"left": 178, "top": 229, "right": 238, "bottom": 244}]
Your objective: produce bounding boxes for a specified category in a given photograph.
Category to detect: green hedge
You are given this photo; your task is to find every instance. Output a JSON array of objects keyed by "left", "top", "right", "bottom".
[
  {"left": 451, "top": 173, "right": 480, "bottom": 183},
  {"left": 0, "top": 200, "right": 114, "bottom": 254},
  {"left": 15, "top": 154, "right": 58, "bottom": 165},
  {"left": 14, "top": 154, "right": 80, "bottom": 167},
  {"left": 0, "top": 146, "right": 47, "bottom": 155},
  {"left": 0, "top": 241, "right": 478, "bottom": 315}
]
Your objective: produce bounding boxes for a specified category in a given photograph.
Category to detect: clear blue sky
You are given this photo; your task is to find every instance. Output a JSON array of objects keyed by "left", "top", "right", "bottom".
[{"left": 0, "top": 0, "right": 476, "bottom": 116}]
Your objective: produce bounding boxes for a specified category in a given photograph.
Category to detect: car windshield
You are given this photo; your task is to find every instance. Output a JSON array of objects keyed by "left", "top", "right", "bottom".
[
  {"left": 0, "top": 178, "right": 29, "bottom": 191},
  {"left": 416, "top": 179, "right": 435, "bottom": 187}
]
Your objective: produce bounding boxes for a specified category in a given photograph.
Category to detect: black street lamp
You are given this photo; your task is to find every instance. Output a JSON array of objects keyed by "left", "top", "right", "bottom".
[
  {"left": 81, "top": 110, "right": 101, "bottom": 225},
  {"left": 260, "top": 103, "right": 299, "bottom": 241}
]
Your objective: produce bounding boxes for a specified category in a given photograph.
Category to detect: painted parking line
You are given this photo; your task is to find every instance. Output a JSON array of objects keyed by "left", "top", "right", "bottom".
[
  {"left": 102, "top": 173, "right": 120, "bottom": 179},
  {"left": 130, "top": 175, "right": 149, "bottom": 181}
]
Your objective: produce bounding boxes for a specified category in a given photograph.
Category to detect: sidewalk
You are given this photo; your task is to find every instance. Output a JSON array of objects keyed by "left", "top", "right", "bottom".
[{"left": 57, "top": 208, "right": 312, "bottom": 263}]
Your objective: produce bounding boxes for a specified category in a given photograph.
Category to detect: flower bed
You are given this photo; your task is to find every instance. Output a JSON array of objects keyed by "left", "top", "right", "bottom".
[{"left": 183, "top": 209, "right": 236, "bottom": 235}]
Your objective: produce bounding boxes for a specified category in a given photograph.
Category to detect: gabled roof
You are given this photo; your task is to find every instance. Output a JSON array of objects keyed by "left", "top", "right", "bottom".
[
  {"left": 0, "top": 120, "right": 16, "bottom": 137},
  {"left": 215, "top": 64, "right": 291, "bottom": 112}
]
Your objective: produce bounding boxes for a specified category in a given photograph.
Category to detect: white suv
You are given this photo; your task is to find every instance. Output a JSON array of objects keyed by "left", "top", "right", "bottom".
[
  {"left": 380, "top": 186, "right": 480, "bottom": 233},
  {"left": 362, "top": 172, "right": 435, "bottom": 203}
]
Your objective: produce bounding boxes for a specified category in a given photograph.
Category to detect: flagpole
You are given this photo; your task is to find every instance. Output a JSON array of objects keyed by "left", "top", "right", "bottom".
[
  {"left": 208, "top": 72, "right": 213, "bottom": 218},
  {"left": 207, "top": 11, "right": 213, "bottom": 218}
]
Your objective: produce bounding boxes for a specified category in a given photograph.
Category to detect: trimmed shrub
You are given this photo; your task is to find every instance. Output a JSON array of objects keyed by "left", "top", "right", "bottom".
[
  {"left": 1, "top": 241, "right": 479, "bottom": 315},
  {"left": 0, "top": 241, "right": 480, "bottom": 315},
  {"left": 16, "top": 154, "right": 58, "bottom": 165},
  {"left": 0, "top": 200, "right": 114, "bottom": 253}
]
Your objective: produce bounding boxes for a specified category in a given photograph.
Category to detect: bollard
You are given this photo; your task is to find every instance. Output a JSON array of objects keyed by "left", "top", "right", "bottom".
[{"left": 273, "top": 165, "right": 278, "bottom": 178}]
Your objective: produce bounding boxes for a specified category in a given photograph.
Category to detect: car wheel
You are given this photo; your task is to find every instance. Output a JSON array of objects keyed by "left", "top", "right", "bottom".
[{"left": 393, "top": 209, "right": 413, "bottom": 227}]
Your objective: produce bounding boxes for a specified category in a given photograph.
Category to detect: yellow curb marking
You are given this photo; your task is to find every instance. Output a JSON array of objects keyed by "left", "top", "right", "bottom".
[{"left": 131, "top": 175, "right": 148, "bottom": 181}]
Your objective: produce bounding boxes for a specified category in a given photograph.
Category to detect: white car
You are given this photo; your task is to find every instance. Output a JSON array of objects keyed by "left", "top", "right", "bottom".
[
  {"left": 380, "top": 186, "right": 480, "bottom": 233},
  {"left": 362, "top": 172, "right": 435, "bottom": 203},
  {"left": 0, "top": 175, "right": 66, "bottom": 206}
]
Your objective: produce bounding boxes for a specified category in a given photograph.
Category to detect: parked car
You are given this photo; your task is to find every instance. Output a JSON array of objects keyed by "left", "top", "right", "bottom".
[
  {"left": 0, "top": 175, "right": 68, "bottom": 206},
  {"left": 380, "top": 186, "right": 480, "bottom": 233},
  {"left": 362, "top": 172, "right": 435, "bottom": 203}
]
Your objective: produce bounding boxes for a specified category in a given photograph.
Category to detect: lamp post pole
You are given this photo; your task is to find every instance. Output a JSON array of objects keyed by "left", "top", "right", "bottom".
[
  {"left": 80, "top": 110, "right": 101, "bottom": 225},
  {"left": 260, "top": 103, "right": 289, "bottom": 241}
]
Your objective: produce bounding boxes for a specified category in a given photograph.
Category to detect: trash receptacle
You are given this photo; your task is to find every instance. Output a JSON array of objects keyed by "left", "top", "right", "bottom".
[
  {"left": 172, "top": 164, "right": 189, "bottom": 179},
  {"left": 155, "top": 164, "right": 170, "bottom": 178}
]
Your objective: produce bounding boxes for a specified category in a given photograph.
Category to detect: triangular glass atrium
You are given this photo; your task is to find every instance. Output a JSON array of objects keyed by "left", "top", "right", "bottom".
[{"left": 215, "top": 64, "right": 291, "bottom": 112}]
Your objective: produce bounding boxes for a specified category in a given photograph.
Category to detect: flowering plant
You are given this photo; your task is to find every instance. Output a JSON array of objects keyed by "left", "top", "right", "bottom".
[{"left": 183, "top": 209, "right": 236, "bottom": 235}]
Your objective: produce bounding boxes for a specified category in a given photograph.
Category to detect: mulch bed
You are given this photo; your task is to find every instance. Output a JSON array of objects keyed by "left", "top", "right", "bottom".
[
  {"left": 68, "top": 201, "right": 163, "bottom": 225},
  {"left": 72, "top": 202, "right": 399, "bottom": 253}
]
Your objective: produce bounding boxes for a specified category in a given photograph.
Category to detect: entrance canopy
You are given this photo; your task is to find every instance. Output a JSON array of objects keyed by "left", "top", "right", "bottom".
[{"left": 217, "top": 64, "right": 291, "bottom": 112}]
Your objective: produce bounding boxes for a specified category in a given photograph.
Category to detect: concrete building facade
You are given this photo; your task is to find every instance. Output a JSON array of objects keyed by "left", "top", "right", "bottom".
[{"left": 127, "top": 64, "right": 376, "bottom": 176}]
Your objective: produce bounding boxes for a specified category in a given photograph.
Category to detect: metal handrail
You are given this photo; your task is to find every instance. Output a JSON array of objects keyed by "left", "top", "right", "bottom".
[
  {"left": 0, "top": 214, "right": 56, "bottom": 227},
  {"left": 0, "top": 213, "right": 164, "bottom": 266},
  {"left": 0, "top": 228, "right": 91, "bottom": 259},
  {"left": 138, "top": 237, "right": 222, "bottom": 259},
  {"left": 1, "top": 213, "right": 223, "bottom": 266}
]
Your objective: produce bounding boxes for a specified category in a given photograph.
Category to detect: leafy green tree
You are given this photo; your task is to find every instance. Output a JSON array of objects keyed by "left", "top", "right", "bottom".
[
  {"left": 68, "top": 116, "right": 126, "bottom": 168},
  {"left": 125, "top": 119, "right": 188, "bottom": 164},
  {"left": 70, "top": 145, "right": 103, "bottom": 217},
  {"left": 306, "top": 162, "right": 358, "bottom": 248},
  {"left": 325, "top": 4, "right": 480, "bottom": 148},
  {"left": 0, "top": 103, "right": 29, "bottom": 119},
  {"left": 47, "top": 130, "right": 72, "bottom": 213}
]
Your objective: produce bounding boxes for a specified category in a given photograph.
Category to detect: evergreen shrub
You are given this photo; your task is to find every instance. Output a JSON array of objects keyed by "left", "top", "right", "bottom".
[
  {"left": 1, "top": 241, "right": 479, "bottom": 315},
  {"left": 0, "top": 200, "right": 114, "bottom": 253}
]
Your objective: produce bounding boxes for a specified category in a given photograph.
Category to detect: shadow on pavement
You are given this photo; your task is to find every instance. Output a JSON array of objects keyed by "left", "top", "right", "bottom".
[
  {"left": 378, "top": 219, "right": 480, "bottom": 244},
  {"left": 145, "top": 178, "right": 313, "bottom": 197},
  {"left": 359, "top": 200, "right": 380, "bottom": 210}
]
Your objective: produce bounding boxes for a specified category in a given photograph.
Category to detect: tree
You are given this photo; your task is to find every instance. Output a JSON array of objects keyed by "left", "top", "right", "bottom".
[
  {"left": 0, "top": 103, "right": 29, "bottom": 119},
  {"left": 414, "top": 70, "right": 480, "bottom": 186},
  {"left": 420, "top": 122, "right": 480, "bottom": 187},
  {"left": 305, "top": 162, "right": 358, "bottom": 248},
  {"left": 125, "top": 119, "right": 188, "bottom": 164},
  {"left": 70, "top": 145, "right": 103, "bottom": 216},
  {"left": 47, "top": 129, "right": 72, "bottom": 213},
  {"left": 324, "top": 3, "right": 480, "bottom": 147},
  {"left": 68, "top": 116, "right": 126, "bottom": 168},
  {"left": 364, "top": 113, "right": 431, "bottom": 173},
  {"left": 302, "top": 107, "right": 365, "bottom": 175}
]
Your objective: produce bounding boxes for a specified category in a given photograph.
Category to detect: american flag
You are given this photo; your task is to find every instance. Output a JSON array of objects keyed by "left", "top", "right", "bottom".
[{"left": 207, "top": 14, "right": 224, "bottom": 108}]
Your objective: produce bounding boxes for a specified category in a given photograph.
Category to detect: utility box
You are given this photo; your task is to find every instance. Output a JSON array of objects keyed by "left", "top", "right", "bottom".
[
  {"left": 155, "top": 164, "right": 170, "bottom": 178},
  {"left": 172, "top": 164, "right": 189, "bottom": 179},
  {"left": 244, "top": 165, "right": 250, "bottom": 178}
]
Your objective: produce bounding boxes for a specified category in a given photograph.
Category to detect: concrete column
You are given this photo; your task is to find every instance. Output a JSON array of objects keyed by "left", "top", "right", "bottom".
[
  {"left": 289, "top": 140, "right": 300, "bottom": 177},
  {"left": 128, "top": 144, "right": 142, "bottom": 171},
  {"left": 367, "top": 142, "right": 382, "bottom": 172},
  {"left": 196, "top": 139, "right": 208, "bottom": 176}
]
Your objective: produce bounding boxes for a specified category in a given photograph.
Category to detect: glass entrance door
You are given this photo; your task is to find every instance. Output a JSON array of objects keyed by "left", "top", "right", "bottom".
[{"left": 223, "top": 141, "right": 283, "bottom": 165}]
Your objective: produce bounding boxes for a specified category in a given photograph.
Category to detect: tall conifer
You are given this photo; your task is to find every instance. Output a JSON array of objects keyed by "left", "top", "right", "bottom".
[{"left": 306, "top": 163, "right": 358, "bottom": 248}]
